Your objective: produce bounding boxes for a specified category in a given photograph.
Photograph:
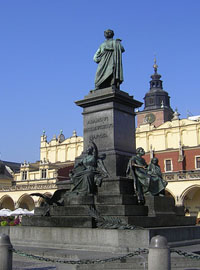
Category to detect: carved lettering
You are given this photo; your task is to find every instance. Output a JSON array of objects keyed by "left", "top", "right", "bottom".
[
  {"left": 84, "top": 124, "right": 113, "bottom": 133},
  {"left": 89, "top": 133, "right": 108, "bottom": 140},
  {"left": 87, "top": 117, "right": 108, "bottom": 125}
]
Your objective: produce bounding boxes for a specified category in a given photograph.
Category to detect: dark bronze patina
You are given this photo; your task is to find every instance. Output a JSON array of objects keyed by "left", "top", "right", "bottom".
[
  {"left": 69, "top": 141, "right": 109, "bottom": 195},
  {"left": 94, "top": 29, "right": 125, "bottom": 90},
  {"left": 126, "top": 147, "right": 167, "bottom": 205}
]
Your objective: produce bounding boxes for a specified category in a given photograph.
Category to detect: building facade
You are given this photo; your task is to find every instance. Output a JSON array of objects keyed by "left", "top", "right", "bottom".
[
  {"left": 0, "top": 131, "right": 83, "bottom": 210},
  {"left": 136, "top": 60, "right": 200, "bottom": 217}
]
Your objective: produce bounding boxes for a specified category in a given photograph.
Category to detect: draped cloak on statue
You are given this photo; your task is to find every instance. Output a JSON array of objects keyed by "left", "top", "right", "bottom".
[
  {"left": 93, "top": 39, "right": 125, "bottom": 89},
  {"left": 126, "top": 155, "right": 167, "bottom": 203}
]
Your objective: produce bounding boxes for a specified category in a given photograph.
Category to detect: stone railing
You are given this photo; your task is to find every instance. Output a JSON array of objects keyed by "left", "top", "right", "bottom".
[
  {"left": 0, "top": 183, "right": 57, "bottom": 192},
  {"left": 163, "top": 170, "right": 200, "bottom": 181}
]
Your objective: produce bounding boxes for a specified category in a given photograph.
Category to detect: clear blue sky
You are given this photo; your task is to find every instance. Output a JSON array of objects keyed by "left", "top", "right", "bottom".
[{"left": 0, "top": 0, "right": 200, "bottom": 162}]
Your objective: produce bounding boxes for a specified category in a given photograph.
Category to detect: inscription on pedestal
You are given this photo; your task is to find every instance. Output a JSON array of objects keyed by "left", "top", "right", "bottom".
[
  {"left": 84, "top": 117, "right": 113, "bottom": 141},
  {"left": 84, "top": 114, "right": 114, "bottom": 150}
]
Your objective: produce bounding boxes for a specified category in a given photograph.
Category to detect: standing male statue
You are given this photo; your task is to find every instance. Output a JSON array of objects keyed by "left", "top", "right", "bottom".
[{"left": 93, "top": 29, "right": 125, "bottom": 90}]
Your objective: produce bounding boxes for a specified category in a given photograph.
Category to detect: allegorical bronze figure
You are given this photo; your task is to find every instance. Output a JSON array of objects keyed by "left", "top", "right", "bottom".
[
  {"left": 69, "top": 141, "right": 109, "bottom": 195},
  {"left": 126, "top": 147, "right": 167, "bottom": 205},
  {"left": 93, "top": 29, "right": 125, "bottom": 90}
]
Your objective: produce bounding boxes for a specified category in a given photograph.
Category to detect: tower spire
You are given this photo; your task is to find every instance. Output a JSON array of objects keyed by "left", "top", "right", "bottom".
[
  {"left": 153, "top": 55, "right": 158, "bottom": 74},
  {"left": 143, "top": 58, "right": 172, "bottom": 111},
  {"left": 149, "top": 57, "right": 162, "bottom": 90},
  {"left": 136, "top": 57, "right": 174, "bottom": 127}
]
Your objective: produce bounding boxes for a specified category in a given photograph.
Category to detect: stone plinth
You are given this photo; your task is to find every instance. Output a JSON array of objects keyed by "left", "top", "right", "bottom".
[
  {"left": 23, "top": 195, "right": 196, "bottom": 228},
  {"left": 75, "top": 87, "right": 142, "bottom": 177},
  {"left": 2, "top": 226, "right": 200, "bottom": 253},
  {"left": 145, "top": 196, "right": 177, "bottom": 217}
]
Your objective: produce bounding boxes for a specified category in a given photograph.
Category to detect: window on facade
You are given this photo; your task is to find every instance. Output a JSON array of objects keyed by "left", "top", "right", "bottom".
[
  {"left": 165, "top": 159, "right": 172, "bottom": 172},
  {"left": 196, "top": 157, "right": 200, "bottom": 169},
  {"left": 41, "top": 169, "right": 47, "bottom": 179},
  {"left": 149, "top": 98, "right": 154, "bottom": 105},
  {"left": 22, "top": 171, "right": 27, "bottom": 180}
]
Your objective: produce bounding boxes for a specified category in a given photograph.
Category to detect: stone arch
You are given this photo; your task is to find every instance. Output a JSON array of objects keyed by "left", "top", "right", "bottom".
[
  {"left": 165, "top": 188, "right": 175, "bottom": 199},
  {"left": 180, "top": 185, "right": 200, "bottom": 216},
  {"left": 17, "top": 194, "right": 35, "bottom": 211},
  {"left": 164, "top": 188, "right": 179, "bottom": 204},
  {"left": 0, "top": 195, "right": 15, "bottom": 210}
]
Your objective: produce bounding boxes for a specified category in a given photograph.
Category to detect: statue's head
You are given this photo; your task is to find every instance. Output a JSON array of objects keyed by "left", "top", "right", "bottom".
[
  {"left": 151, "top": 157, "right": 158, "bottom": 165},
  {"left": 87, "top": 146, "right": 94, "bottom": 155},
  {"left": 104, "top": 29, "right": 114, "bottom": 39},
  {"left": 136, "top": 147, "right": 145, "bottom": 156}
]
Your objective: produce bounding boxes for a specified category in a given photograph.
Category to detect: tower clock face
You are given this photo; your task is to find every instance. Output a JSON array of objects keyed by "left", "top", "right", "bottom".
[{"left": 144, "top": 113, "right": 156, "bottom": 124}]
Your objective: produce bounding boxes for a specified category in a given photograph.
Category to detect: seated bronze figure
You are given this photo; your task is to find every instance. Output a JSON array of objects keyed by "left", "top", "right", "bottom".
[
  {"left": 69, "top": 141, "right": 109, "bottom": 196},
  {"left": 126, "top": 147, "right": 167, "bottom": 205}
]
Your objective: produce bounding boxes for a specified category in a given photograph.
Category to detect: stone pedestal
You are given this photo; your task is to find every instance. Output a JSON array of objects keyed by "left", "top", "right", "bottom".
[
  {"left": 23, "top": 194, "right": 196, "bottom": 228},
  {"left": 75, "top": 87, "right": 142, "bottom": 177}
]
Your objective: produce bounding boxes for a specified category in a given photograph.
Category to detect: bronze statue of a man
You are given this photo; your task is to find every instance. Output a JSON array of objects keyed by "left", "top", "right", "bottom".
[
  {"left": 93, "top": 29, "right": 125, "bottom": 90},
  {"left": 126, "top": 147, "right": 167, "bottom": 205}
]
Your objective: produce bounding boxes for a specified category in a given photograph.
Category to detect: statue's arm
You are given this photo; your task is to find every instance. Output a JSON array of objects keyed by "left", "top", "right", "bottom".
[
  {"left": 131, "top": 160, "right": 147, "bottom": 169},
  {"left": 74, "top": 159, "right": 83, "bottom": 169},
  {"left": 121, "top": 45, "right": 125, "bottom": 53},
  {"left": 116, "top": 39, "right": 125, "bottom": 53},
  {"left": 93, "top": 48, "right": 102, "bottom": 63},
  {"left": 91, "top": 141, "right": 98, "bottom": 162}
]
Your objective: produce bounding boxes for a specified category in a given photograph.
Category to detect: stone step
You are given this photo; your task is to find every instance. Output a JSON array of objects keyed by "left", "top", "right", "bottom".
[
  {"left": 145, "top": 196, "right": 177, "bottom": 216},
  {"left": 96, "top": 205, "right": 148, "bottom": 216},
  {"left": 65, "top": 195, "right": 95, "bottom": 205},
  {"left": 50, "top": 205, "right": 93, "bottom": 216},
  {"left": 22, "top": 215, "right": 95, "bottom": 228},
  {"left": 124, "top": 215, "right": 196, "bottom": 228},
  {"left": 35, "top": 204, "right": 148, "bottom": 217},
  {"left": 95, "top": 194, "right": 137, "bottom": 205}
]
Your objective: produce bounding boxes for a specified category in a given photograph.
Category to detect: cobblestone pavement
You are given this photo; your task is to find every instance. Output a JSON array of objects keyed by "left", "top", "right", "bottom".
[
  {"left": 13, "top": 252, "right": 56, "bottom": 270},
  {"left": 12, "top": 243, "right": 200, "bottom": 270}
]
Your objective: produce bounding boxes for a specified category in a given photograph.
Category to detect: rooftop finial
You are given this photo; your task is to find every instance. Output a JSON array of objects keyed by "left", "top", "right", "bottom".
[
  {"left": 72, "top": 130, "right": 77, "bottom": 137},
  {"left": 172, "top": 108, "right": 180, "bottom": 120},
  {"left": 153, "top": 55, "right": 158, "bottom": 74}
]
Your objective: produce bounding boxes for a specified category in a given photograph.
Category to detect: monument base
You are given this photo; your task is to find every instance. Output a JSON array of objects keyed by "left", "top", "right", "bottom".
[
  {"left": 22, "top": 184, "right": 196, "bottom": 228},
  {"left": 1, "top": 226, "right": 200, "bottom": 253}
]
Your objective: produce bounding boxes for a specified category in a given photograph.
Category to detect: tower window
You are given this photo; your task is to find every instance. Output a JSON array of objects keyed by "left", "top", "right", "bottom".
[{"left": 149, "top": 98, "right": 154, "bottom": 105}]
